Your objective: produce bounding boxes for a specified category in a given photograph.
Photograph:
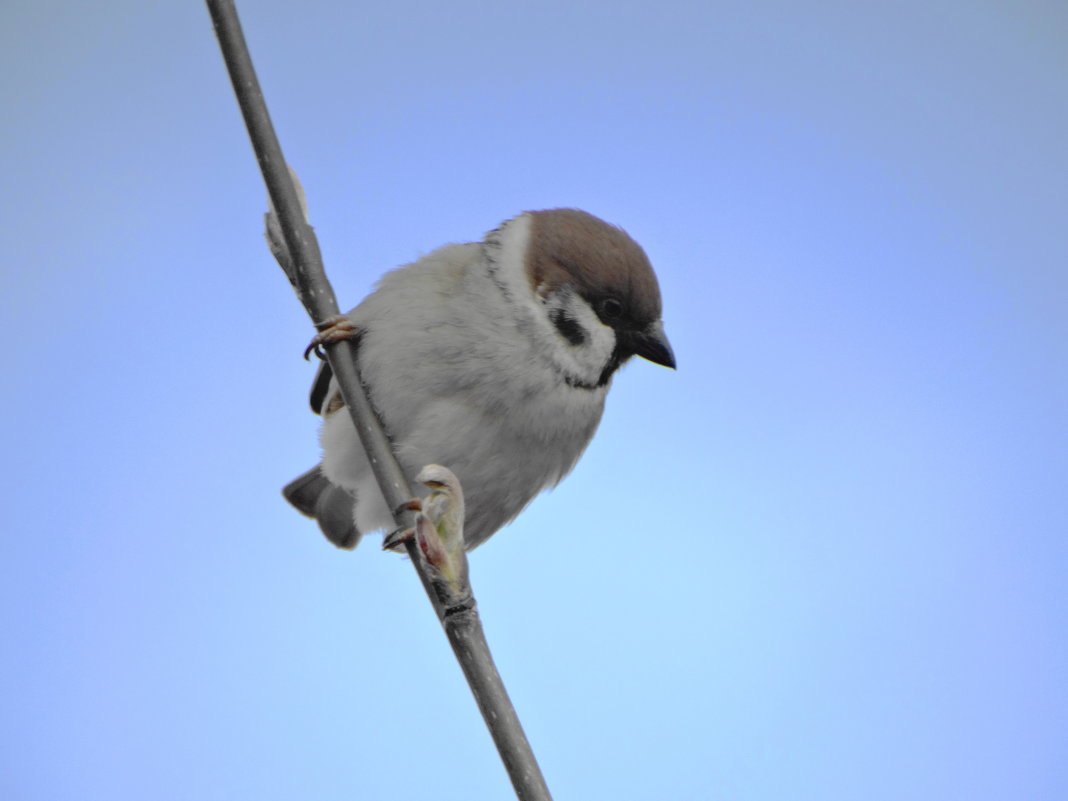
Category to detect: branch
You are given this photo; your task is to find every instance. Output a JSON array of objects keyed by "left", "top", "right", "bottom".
[{"left": 205, "top": 2, "right": 552, "bottom": 799}]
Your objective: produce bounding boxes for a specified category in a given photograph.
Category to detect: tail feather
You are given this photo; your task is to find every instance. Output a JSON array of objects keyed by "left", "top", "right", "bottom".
[{"left": 282, "top": 465, "right": 362, "bottom": 550}]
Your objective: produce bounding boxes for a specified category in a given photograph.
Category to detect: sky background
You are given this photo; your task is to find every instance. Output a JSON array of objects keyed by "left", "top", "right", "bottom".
[{"left": 3, "top": 1, "right": 1067, "bottom": 799}]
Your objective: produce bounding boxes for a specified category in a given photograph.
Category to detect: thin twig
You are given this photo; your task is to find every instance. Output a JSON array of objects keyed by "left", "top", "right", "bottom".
[{"left": 204, "top": 2, "right": 553, "bottom": 799}]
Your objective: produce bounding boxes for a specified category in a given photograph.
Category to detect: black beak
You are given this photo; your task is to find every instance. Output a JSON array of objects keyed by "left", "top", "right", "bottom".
[{"left": 632, "top": 321, "right": 676, "bottom": 369}]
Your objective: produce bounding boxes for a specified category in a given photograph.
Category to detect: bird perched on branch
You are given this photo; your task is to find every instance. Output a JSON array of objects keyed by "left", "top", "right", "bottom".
[{"left": 283, "top": 208, "right": 675, "bottom": 550}]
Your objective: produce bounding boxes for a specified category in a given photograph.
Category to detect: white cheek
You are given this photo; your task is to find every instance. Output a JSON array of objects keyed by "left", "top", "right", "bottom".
[{"left": 583, "top": 316, "right": 616, "bottom": 365}]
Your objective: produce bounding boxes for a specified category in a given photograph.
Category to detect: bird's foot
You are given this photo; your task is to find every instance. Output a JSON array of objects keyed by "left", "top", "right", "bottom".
[
  {"left": 382, "top": 499, "right": 423, "bottom": 552},
  {"left": 394, "top": 498, "right": 424, "bottom": 516},
  {"left": 304, "top": 315, "right": 362, "bottom": 360},
  {"left": 382, "top": 526, "right": 414, "bottom": 552}
]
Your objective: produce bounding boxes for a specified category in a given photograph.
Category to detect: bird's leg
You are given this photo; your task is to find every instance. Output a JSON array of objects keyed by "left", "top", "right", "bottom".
[{"left": 304, "top": 315, "right": 362, "bottom": 360}]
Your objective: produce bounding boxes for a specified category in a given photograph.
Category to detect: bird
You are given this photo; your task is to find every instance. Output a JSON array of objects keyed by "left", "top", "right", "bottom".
[{"left": 283, "top": 208, "right": 675, "bottom": 551}]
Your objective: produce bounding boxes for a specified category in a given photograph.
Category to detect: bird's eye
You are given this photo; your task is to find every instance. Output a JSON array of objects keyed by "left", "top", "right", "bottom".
[{"left": 600, "top": 298, "right": 623, "bottom": 320}]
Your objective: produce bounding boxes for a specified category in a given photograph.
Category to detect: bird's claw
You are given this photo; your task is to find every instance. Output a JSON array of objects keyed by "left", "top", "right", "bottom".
[
  {"left": 382, "top": 526, "right": 414, "bottom": 552},
  {"left": 394, "top": 498, "right": 423, "bottom": 517},
  {"left": 304, "top": 315, "right": 361, "bottom": 360},
  {"left": 382, "top": 499, "right": 423, "bottom": 551}
]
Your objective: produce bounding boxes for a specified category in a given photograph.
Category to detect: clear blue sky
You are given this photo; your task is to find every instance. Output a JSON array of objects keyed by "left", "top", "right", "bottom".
[{"left": 3, "top": 1, "right": 1066, "bottom": 799}]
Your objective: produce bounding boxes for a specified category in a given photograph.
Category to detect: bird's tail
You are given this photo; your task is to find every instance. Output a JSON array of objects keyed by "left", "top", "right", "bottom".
[{"left": 282, "top": 465, "right": 362, "bottom": 549}]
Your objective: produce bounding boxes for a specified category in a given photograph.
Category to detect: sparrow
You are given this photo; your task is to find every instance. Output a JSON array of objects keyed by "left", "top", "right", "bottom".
[{"left": 283, "top": 208, "right": 675, "bottom": 550}]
